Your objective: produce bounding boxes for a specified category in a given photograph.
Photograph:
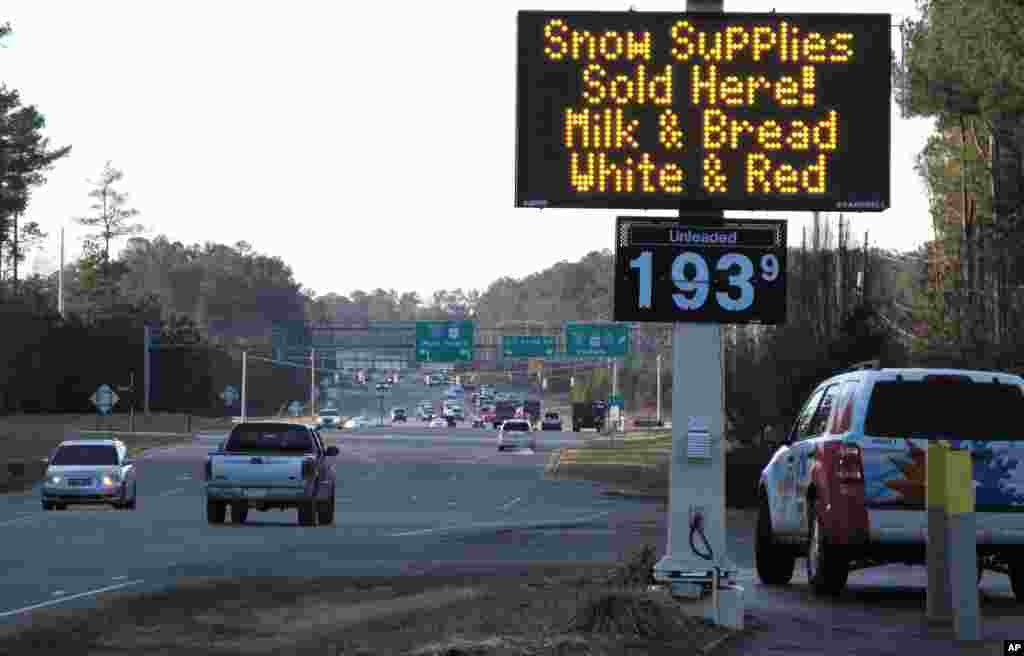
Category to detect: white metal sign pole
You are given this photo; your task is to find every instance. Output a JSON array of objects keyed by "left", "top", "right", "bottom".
[
  {"left": 241, "top": 351, "right": 247, "bottom": 423},
  {"left": 653, "top": 0, "right": 738, "bottom": 613}
]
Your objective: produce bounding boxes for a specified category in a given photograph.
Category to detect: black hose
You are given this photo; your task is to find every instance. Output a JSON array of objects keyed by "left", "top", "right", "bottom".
[{"left": 689, "top": 513, "right": 714, "bottom": 561}]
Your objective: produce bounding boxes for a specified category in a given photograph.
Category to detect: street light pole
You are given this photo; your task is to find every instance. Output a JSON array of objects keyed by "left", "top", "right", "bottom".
[
  {"left": 241, "top": 351, "right": 247, "bottom": 422},
  {"left": 656, "top": 353, "right": 662, "bottom": 425},
  {"left": 311, "top": 348, "right": 316, "bottom": 417}
]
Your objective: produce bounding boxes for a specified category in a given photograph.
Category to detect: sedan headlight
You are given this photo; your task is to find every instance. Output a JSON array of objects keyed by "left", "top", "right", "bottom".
[
  {"left": 49, "top": 475, "right": 62, "bottom": 485},
  {"left": 102, "top": 475, "right": 117, "bottom": 487}
]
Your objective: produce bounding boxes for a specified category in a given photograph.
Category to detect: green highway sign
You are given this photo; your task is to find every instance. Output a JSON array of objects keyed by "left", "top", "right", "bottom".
[
  {"left": 415, "top": 320, "right": 474, "bottom": 362},
  {"left": 503, "top": 335, "right": 555, "bottom": 358},
  {"left": 565, "top": 322, "right": 631, "bottom": 357}
]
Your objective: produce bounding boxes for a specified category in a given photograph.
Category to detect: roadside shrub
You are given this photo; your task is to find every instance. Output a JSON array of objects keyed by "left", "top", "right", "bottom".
[
  {"left": 609, "top": 543, "right": 658, "bottom": 589},
  {"left": 567, "top": 589, "right": 691, "bottom": 640}
]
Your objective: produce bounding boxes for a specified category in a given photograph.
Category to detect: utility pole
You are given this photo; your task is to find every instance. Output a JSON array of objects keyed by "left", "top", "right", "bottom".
[
  {"left": 656, "top": 353, "right": 662, "bottom": 425},
  {"left": 310, "top": 347, "right": 316, "bottom": 417},
  {"left": 143, "top": 323, "right": 151, "bottom": 417},
  {"left": 241, "top": 351, "right": 247, "bottom": 422},
  {"left": 58, "top": 227, "right": 64, "bottom": 318}
]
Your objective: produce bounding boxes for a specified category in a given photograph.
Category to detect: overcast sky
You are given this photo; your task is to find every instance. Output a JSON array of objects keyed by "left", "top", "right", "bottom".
[{"left": 5, "top": 0, "right": 932, "bottom": 301}]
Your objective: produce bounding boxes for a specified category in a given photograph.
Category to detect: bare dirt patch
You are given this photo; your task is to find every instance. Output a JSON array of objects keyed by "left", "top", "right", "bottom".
[{"left": 0, "top": 560, "right": 736, "bottom": 656}]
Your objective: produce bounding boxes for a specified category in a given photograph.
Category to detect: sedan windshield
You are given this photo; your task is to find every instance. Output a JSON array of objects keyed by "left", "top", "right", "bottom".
[
  {"left": 319, "top": 410, "right": 338, "bottom": 417},
  {"left": 51, "top": 445, "right": 118, "bottom": 466},
  {"left": 503, "top": 422, "right": 530, "bottom": 432}
]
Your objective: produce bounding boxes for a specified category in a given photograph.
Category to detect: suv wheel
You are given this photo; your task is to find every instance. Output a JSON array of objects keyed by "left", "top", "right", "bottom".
[
  {"left": 317, "top": 494, "right": 335, "bottom": 526},
  {"left": 807, "top": 501, "right": 849, "bottom": 596},
  {"left": 755, "top": 494, "right": 796, "bottom": 585},
  {"left": 298, "top": 500, "right": 316, "bottom": 527},
  {"left": 1010, "top": 558, "right": 1023, "bottom": 601},
  {"left": 207, "top": 500, "right": 226, "bottom": 524}
]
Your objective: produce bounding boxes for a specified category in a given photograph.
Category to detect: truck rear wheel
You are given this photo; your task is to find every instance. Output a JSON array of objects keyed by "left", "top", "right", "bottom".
[
  {"left": 207, "top": 501, "right": 226, "bottom": 524},
  {"left": 298, "top": 500, "right": 316, "bottom": 527},
  {"left": 317, "top": 495, "right": 335, "bottom": 526}
]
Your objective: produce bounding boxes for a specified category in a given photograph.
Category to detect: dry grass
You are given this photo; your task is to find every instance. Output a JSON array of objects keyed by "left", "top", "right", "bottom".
[{"left": 0, "top": 558, "right": 734, "bottom": 656}]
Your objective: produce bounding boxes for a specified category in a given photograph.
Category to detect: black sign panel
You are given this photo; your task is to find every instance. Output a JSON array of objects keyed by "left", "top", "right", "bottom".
[
  {"left": 614, "top": 216, "right": 787, "bottom": 324},
  {"left": 516, "top": 12, "right": 890, "bottom": 212}
]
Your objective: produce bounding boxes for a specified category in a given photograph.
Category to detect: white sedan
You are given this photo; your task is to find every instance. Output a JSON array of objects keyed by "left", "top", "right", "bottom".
[
  {"left": 429, "top": 417, "right": 447, "bottom": 428},
  {"left": 344, "top": 416, "right": 373, "bottom": 429}
]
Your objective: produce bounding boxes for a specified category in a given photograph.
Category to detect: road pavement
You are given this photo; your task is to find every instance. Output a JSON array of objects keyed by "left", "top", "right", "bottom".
[
  {"left": 0, "top": 420, "right": 656, "bottom": 633},
  {"left": 2, "top": 388, "right": 1021, "bottom": 651}
]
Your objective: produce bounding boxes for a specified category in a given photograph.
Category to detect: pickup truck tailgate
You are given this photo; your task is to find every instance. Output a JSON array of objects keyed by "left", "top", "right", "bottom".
[{"left": 210, "top": 455, "right": 306, "bottom": 488}]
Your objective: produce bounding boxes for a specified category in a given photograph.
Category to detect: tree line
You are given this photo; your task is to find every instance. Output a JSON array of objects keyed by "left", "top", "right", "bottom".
[{"left": 6, "top": 4, "right": 1024, "bottom": 432}]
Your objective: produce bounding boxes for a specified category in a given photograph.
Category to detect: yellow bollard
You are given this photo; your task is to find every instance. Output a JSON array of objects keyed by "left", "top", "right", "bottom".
[
  {"left": 926, "top": 441, "right": 951, "bottom": 623},
  {"left": 945, "top": 444, "right": 980, "bottom": 641}
]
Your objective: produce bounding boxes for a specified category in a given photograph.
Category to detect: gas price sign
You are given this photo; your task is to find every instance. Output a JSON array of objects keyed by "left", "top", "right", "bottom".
[
  {"left": 516, "top": 12, "right": 890, "bottom": 212},
  {"left": 614, "top": 216, "right": 787, "bottom": 324}
]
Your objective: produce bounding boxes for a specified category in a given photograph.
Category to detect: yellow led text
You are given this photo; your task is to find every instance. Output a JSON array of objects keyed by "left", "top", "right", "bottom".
[
  {"left": 702, "top": 109, "right": 839, "bottom": 152},
  {"left": 670, "top": 21, "right": 854, "bottom": 64},
  {"left": 564, "top": 107, "right": 640, "bottom": 150},
  {"left": 746, "top": 153, "right": 829, "bottom": 194},
  {"left": 544, "top": 19, "right": 653, "bottom": 62},
  {"left": 690, "top": 64, "right": 819, "bottom": 107},
  {"left": 582, "top": 63, "right": 673, "bottom": 106},
  {"left": 570, "top": 152, "right": 684, "bottom": 193}
]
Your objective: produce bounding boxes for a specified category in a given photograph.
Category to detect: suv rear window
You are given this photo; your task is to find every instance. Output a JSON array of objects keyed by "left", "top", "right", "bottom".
[
  {"left": 52, "top": 445, "right": 118, "bottom": 465},
  {"left": 226, "top": 425, "right": 315, "bottom": 453},
  {"left": 864, "top": 380, "right": 1024, "bottom": 440},
  {"left": 503, "top": 421, "right": 530, "bottom": 432}
]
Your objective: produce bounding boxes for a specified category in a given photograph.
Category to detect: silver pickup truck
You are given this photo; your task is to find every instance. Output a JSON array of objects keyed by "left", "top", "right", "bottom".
[{"left": 205, "top": 422, "right": 338, "bottom": 526}]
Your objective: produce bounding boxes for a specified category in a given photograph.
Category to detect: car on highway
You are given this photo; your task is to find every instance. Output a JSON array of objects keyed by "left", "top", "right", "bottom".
[
  {"left": 344, "top": 416, "right": 373, "bottom": 429},
  {"left": 375, "top": 382, "right": 389, "bottom": 392},
  {"left": 471, "top": 415, "right": 486, "bottom": 428},
  {"left": 497, "top": 419, "right": 536, "bottom": 452},
  {"left": 478, "top": 405, "right": 496, "bottom": 428},
  {"left": 541, "top": 412, "right": 563, "bottom": 431},
  {"left": 429, "top": 416, "right": 447, "bottom": 428},
  {"left": 391, "top": 407, "right": 407, "bottom": 423},
  {"left": 205, "top": 422, "right": 338, "bottom": 526},
  {"left": 316, "top": 408, "right": 342, "bottom": 429},
  {"left": 41, "top": 439, "right": 137, "bottom": 511},
  {"left": 756, "top": 364, "right": 1024, "bottom": 599}
]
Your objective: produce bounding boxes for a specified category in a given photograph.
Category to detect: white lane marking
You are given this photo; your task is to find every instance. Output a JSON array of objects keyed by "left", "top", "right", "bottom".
[
  {"left": 159, "top": 488, "right": 185, "bottom": 497},
  {"left": 389, "top": 510, "right": 611, "bottom": 538},
  {"left": 0, "top": 579, "right": 144, "bottom": 618},
  {"left": 500, "top": 497, "right": 522, "bottom": 511},
  {"left": 51, "top": 591, "right": 65, "bottom": 597},
  {"left": 176, "top": 474, "right": 192, "bottom": 481},
  {"left": 112, "top": 576, "right": 127, "bottom": 581}
]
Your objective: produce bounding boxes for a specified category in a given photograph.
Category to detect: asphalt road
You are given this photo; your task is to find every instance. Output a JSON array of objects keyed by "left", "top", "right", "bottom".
[
  {"left": 0, "top": 419, "right": 659, "bottom": 632},
  {"left": 2, "top": 379, "right": 1021, "bottom": 652}
]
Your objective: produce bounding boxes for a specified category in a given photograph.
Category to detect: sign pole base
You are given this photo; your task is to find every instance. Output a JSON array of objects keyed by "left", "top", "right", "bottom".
[{"left": 653, "top": 322, "right": 741, "bottom": 629}]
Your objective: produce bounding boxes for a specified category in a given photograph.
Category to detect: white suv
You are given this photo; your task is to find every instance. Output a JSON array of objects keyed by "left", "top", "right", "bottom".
[{"left": 756, "top": 364, "right": 1024, "bottom": 598}]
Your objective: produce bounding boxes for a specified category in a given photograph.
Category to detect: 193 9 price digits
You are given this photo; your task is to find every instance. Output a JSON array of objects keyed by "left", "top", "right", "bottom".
[{"left": 629, "top": 250, "right": 780, "bottom": 311}]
